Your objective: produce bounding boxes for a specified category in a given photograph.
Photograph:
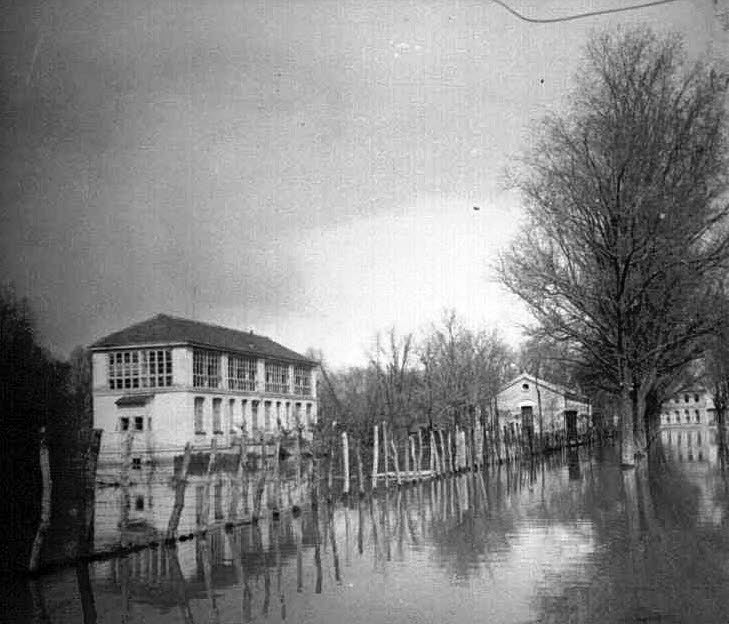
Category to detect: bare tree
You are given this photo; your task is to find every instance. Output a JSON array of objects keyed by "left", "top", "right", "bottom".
[{"left": 499, "top": 28, "right": 729, "bottom": 465}]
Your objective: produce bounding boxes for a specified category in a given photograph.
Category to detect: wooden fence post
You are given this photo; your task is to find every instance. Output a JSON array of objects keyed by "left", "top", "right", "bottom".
[
  {"left": 371, "top": 425, "right": 379, "bottom": 491},
  {"left": 356, "top": 439, "right": 365, "bottom": 496},
  {"left": 201, "top": 439, "right": 217, "bottom": 529},
  {"left": 342, "top": 432, "right": 350, "bottom": 496},
  {"left": 29, "top": 427, "right": 52, "bottom": 573},
  {"left": 382, "top": 421, "right": 389, "bottom": 489},
  {"left": 167, "top": 442, "right": 193, "bottom": 539},
  {"left": 390, "top": 439, "right": 402, "bottom": 486}
]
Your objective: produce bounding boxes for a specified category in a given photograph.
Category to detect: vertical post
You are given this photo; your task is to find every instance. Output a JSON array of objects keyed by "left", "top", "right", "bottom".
[
  {"left": 447, "top": 430, "right": 453, "bottom": 474},
  {"left": 356, "top": 438, "right": 365, "bottom": 496},
  {"left": 371, "top": 424, "right": 379, "bottom": 491},
  {"left": 167, "top": 442, "right": 193, "bottom": 538},
  {"left": 403, "top": 436, "right": 410, "bottom": 476},
  {"left": 201, "top": 438, "right": 217, "bottom": 529},
  {"left": 342, "top": 432, "right": 350, "bottom": 496},
  {"left": 417, "top": 429, "right": 424, "bottom": 476},
  {"left": 29, "top": 427, "right": 52, "bottom": 573},
  {"left": 410, "top": 437, "right": 417, "bottom": 480},
  {"left": 274, "top": 431, "right": 282, "bottom": 513},
  {"left": 382, "top": 421, "right": 389, "bottom": 489},
  {"left": 390, "top": 439, "right": 402, "bottom": 486},
  {"left": 437, "top": 429, "right": 447, "bottom": 475}
]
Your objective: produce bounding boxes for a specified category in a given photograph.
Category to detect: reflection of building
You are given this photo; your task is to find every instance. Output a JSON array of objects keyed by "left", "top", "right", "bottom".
[
  {"left": 91, "top": 314, "right": 318, "bottom": 465},
  {"left": 660, "top": 388, "right": 715, "bottom": 428},
  {"left": 496, "top": 373, "right": 591, "bottom": 437}
]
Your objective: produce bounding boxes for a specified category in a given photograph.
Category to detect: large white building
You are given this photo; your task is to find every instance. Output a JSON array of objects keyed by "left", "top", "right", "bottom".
[
  {"left": 496, "top": 373, "right": 592, "bottom": 438},
  {"left": 91, "top": 314, "right": 318, "bottom": 466}
]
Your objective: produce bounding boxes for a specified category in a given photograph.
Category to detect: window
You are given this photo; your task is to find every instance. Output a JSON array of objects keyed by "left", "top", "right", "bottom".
[
  {"left": 522, "top": 383, "right": 530, "bottom": 391},
  {"left": 120, "top": 417, "right": 130, "bottom": 431},
  {"left": 227, "top": 355, "right": 257, "bottom": 391},
  {"left": 276, "top": 401, "right": 282, "bottom": 429},
  {"left": 132, "top": 457, "right": 142, "bottom": 470},
  {"left": 695, "top": 410, "right": 700, "bottom": 423},
  {"left": 684, "top": 394, "right": 689, "bottom": 403},
  {"left": 251, "top": 400, "right": 259, "bottom": 433},
  {"left": 264, "top": 401, "right": 272, "bottom": 431},
  {"left": 193, "top": 350, "right": 220, "bottom": 388},
  {"left": 135, "top": 496, "right": 145, "bottom": 511},
  {"left": 212, "top": 398, "right": 222, "bottom": 433},
  {"left": 108, "top": 349, "right": 172, "bottom": 389},
  {"left": 694, "top": 394, "right": 700, "bottom": 403},
  {"left": 265, "top": 362, "right": 289, "bottom": 393},
  {"left": 194, "top": 397, "right": 205, "bottom": 433},
  {"left": 228, "top": 399, "right": 235, "bottom": 432},
  {"left": 134, "top": 416, "right": 144, "bottom": 431},
  {"left": 306, "top": 403, "right": 312, "bottom": 427},
  {"left": 294, "top": 366, "right": 312, "bottom": 395},
  {"left": 241, "top": 399, "right": 248, "bottom": 432},
  {"left": 674, "top": 411, "right": 679, "bottom": 423},
  {"left": 685, "top": 410, "right": 690, "bottom": 423},
  {"left": 295, "top": 402, "right": 302, "bottom": 426}
]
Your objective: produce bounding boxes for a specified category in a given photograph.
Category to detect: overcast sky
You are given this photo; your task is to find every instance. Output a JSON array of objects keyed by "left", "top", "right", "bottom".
[{"left": 1, "top": 0, "right": 726, "bottom": 367}]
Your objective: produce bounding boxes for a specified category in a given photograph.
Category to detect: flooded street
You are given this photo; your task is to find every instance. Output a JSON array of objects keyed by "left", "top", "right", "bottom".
[{"left": 9, "top": 429, "right": 729, "bottom": 623}]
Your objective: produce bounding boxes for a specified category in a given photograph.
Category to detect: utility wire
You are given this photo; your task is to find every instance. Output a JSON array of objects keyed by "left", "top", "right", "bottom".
[{"left": 490, "top": 0, "right": 682, "bottom": 24}]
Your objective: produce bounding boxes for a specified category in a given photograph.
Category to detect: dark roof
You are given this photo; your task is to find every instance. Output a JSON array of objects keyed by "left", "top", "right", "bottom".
[{"left": 91, "top": 314, "right": 315, "bottom": 364}]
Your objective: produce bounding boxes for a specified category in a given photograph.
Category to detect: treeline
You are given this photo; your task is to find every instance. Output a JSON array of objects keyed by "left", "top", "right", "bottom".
[
  {"left": 0, "top": 286, "right": 93, "bottom": 572},
  {"left": 313, "top": 311, "right": 587, "bottom": 442}
]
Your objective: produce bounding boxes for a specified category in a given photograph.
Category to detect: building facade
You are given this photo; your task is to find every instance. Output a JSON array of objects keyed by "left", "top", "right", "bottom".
[
  {"left": 496, "top": 373, "right": 592, "bottom": 438},
  {"left": 660, "top": 388, "right": 715, "bottom": 428},
  {"left": 91, "top": 314, "right": 318, "bottom": 465}
]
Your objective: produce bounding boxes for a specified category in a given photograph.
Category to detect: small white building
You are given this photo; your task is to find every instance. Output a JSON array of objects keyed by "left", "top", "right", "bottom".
[
  {"left": 496, "top": 373, "right": 591, "bottom": 438},
  {"left": 91, "top": 314, "right": 318, "bottom": 466}
]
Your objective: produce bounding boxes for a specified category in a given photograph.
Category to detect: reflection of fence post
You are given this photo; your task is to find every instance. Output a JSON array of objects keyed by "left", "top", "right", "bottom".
[
  {"left": 29, "top": 427, "right": 52, "bottom": 573},
  {"left": 121, "top": 430, "right": 134, "bottom": 487},
  {"left": 371, "top": 425, "right": 379, "bottom": 491},
  {"left": 410, "top": 437, "right": 417, "bottom": 480},
  {"left": 341, "top": 432, "right": 350, "bottom": 496},
  {"left": 167, "top": 443, "right": 192, "bottom": 538}
]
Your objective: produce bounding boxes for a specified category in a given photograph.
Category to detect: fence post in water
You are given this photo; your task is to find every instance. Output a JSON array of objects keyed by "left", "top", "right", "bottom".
[
  {"left": 29, "top": 427, "right": 52, "bottom": 573},
  {"left": 120, "top": 429, "right": 134, "bottom": 487},
  {"left": 201, "top": 438, "right": 217, "bottom": 529},
  {"left": 342, "top": 432, "right": 350, "bottom": 496},
  {"left": 274, "top": 430, "right": 282, "bottom": 513},
  {"left": 437, "top": 429, "right": 447, "bottom": 475},
  {"left": 382, "top": 421, "right": 389, "bottom": 489},
  {"left": 441, "top": 429, "right": 453, "bottom": 472},
  {"left": 403, "top": 437, "right": 410, "bottom": 476},
  {"left": 166, "top": 442, "right": 193, "bottom": 539},
  {"left": 430, "top": 430, "right": 439, "bottom": 476},
  {"left": 372, "top": 424, "right": 379, "bottom": 491},
  {"left": 356, "top": 438, "right": 365, "bottom": 496},
  {"left": 410, "top": 437, "right": 417, "bottom": 480},
  {"left": 417, "top": 429, "right": 424, "bottom": 476},
  {"left": 390, "top": 439, "right": 402, "bottom": 486}
]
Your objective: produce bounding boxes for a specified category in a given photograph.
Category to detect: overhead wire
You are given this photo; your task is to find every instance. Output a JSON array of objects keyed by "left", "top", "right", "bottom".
[{"left": 490, "top": 0, "right": 683, "bottom": 24}]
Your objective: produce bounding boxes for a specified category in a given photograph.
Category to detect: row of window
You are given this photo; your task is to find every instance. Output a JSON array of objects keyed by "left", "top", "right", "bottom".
[
  {"left": 107, "top": 348, "right": 312, "bottom": 395},
  {"left": 193, "top": 396, "right": 313, "bottom": 435},
  {"left": 671, "top": 393, "right": 702, "bottom": 404},
  {"left": 663, "top": 409, "right": 702, "bottom": 424},
  {"left": 109, "top": 350, "right": 173, "bottom": 390}
]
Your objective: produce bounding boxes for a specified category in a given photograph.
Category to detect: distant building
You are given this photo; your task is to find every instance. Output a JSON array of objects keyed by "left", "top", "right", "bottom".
[
  {"left": 91, "top": 314, "right": 318, "bottom": 465},
  {"left": 496, "top": 373, "right": 591, "bottom": 438},
  {"left": 660, "top": 388, "right": 715, "bottom": 428}
]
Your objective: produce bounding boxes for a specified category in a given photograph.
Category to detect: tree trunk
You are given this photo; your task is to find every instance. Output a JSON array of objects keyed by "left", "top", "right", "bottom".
[{"left": 620, "top": 376, "right": 636, "bottom": 467}]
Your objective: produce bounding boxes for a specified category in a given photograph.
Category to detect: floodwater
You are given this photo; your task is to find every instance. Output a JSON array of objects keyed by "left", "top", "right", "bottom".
[{"left": 6, "top": 427, "right": 729, "bottom": 623}]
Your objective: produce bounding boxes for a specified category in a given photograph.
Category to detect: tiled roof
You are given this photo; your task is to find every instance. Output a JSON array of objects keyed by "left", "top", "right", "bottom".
[{"left": 91, "top": 314, "right": 315, "bottom": 364}]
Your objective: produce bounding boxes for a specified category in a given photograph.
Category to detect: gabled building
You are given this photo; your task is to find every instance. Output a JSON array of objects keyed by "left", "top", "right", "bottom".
[
  {"left": 496, "top": 372, "right": 591, "bottom": 438},
  {"left": 91, "top": 314, "right": 318, "bottom": 465}
]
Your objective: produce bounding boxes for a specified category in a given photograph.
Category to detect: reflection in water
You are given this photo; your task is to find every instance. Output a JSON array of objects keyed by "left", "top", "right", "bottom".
[{"left": 24, "top": 435, "right": 729, "bottom": 623}]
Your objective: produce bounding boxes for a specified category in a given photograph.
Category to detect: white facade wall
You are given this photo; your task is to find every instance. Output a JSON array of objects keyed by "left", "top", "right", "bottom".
[
  {"left": 93, "top": 346, "right": 318, "bottom": 466},
  {"left": 496, "top": 374, "right": 590, "bottom": 435},
  {"left": 660, "top": 389, "right": 716, "bottom": 428}
]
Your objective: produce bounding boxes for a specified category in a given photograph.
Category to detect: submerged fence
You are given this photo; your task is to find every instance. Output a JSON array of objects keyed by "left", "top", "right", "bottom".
[{"left": 24, "top": 417, "right": 605, "bottom": 575}]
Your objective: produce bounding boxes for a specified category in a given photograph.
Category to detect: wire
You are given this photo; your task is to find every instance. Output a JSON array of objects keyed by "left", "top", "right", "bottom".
[{"left": 490, "top": 0, "right": 683, "bottom": 24}]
